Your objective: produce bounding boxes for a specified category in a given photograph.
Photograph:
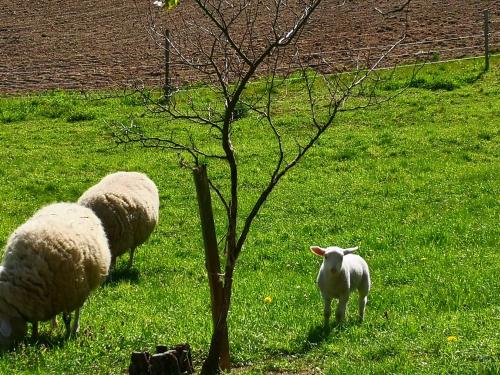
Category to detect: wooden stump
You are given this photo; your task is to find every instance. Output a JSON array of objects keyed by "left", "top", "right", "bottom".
[
  {"left": 150, "top": 351, "right": 180, "bottom": 375},
  {"left": 128, "top": 344, "right": 193, "bottom": 375},
  {"left": 129, "top": 352, "right": 151, "bottom": 375}
]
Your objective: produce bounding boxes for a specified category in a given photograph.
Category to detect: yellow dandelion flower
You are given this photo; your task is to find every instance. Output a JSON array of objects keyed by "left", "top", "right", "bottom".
[
  {"left": 447, "top": 336, "right": 458, "bottom": 343},
  {"left": 264, "top": 296, "right": 273, "bottom": 304},
  {"left": 420, "top": 257, "right": 427, "bottom": 261}
]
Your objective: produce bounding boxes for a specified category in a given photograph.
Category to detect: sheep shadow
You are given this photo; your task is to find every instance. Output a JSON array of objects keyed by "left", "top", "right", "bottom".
[
  {"left": 24, "top": 332, "right": 68, "bottom": 349},
  {"left": 105, "top": 266, "right": 141, "bottom": 286},
  {"left": 0, "top": 332, "right": 70, "bottom": 355},
  {"left": 263, "top": 320, "right": 362, "bottom": 359},
  {"left": 293, "top": 320, "right": 363, "bottom": 355}
]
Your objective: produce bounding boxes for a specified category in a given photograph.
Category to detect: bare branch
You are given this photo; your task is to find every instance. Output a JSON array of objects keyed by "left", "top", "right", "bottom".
[
  {"left": 108, "top": 119, "right": 227, "bottom": 164},
  {"left": 133, "top": 84, "right": 226, "bottom": 134},
  {"left": 234, "top": 104, "right": 336, "bottom": 257},
  {"left": 233, "top": 6, "right": 415, "bottom": 256},
  {"left": 298, "top": 60, "right": 322, "bottom": 129},
  {"left": 277, "top": 0, "right": 322, "bottom": 46},
  {"left": 351, "top": 33, "right": 408, "bottom": 88},
  {"left": 340, "top": 62, "right": 425, "bottom": 113},
  {"left": 207, "top": 177, "right": 230, "bottom": 218},
  {"left": 375, "top": 0, "right": 412, "bottom": 16},
  {"left": 264, "top": 54, "right": 285, "bottom": 184},
  {"left": 192, "top": 0, "right": 253, "bottom": 67}
]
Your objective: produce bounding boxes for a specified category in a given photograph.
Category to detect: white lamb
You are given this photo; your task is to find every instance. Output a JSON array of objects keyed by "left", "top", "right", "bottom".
[
  {"left": 0, "top": 203, "right": 111, "bottom": 348},
  {"left": 310, "top": 245, "right": 371, "bottom": 326},
  {"left": 77, "top": 171, "right": 160, "bottom": 271}
]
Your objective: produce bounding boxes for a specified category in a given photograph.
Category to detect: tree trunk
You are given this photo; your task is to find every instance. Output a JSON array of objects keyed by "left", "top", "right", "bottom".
[
  {"left": 201, "top": 270, "right": 234, "bottom": 375},
  {"left": 193, "top": 165, "right": 230, "bottom": 373},
  {"left": 200, "top": 313, "right": 229, "bottom": 375}
]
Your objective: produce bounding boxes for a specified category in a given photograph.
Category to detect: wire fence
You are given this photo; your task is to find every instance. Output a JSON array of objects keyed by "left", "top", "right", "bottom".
[
  {"left": 1, "top": 3, "right": 498, "bottom": 93},
  {"left": 163, "top": 8, "right": 500, "bottom": 87}
]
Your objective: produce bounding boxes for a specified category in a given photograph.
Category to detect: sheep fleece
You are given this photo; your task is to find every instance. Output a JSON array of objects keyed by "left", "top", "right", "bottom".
[
  {"left": 0, "top": 203, "right": 110, "bottom": 323},
  {"left": 77, "top": 172, "right": 159, "bottom": 258}
]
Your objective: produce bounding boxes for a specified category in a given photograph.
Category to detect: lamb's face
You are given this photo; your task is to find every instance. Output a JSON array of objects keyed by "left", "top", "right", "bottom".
[
  {"left": 310, "top": 245, "right": 359, "bottom": 274},
  {"left": 323, "top": 247, "right": 345, "bottom": 274}
]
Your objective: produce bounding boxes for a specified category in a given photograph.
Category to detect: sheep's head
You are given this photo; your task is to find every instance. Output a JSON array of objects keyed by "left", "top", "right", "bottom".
[
  {"left": 310, "top": 245, "right": 358, "bottom": 274},
  {"left": 0, "top": 267, "right": 28, "bottom": 350},
  {"left": 0, "top": 315, "right": 27, "bottom": 350}
]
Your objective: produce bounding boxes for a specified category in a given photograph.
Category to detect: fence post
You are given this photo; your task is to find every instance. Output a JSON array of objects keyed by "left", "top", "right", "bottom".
[
  {"left": 164, "top": 28, "right": 171, "bottom": 102},
  {"left": 192, "top": 165, "right": 231, "bottom": 372},
  {"left": 484, "top": 10, "right": 490, "bottom": 71}
]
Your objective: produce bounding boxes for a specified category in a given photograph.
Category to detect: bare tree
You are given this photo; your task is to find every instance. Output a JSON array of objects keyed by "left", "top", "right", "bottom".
[{"left": 113, "top": 0, "right": 416, "bottom": 373}]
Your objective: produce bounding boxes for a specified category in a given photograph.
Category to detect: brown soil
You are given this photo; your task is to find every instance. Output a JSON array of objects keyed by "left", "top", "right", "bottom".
[{"left": 0, "top": 0, "right": 498, "bottom": 94}]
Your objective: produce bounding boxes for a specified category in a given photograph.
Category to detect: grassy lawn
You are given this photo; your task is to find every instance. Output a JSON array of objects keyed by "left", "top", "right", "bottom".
[{"left": 0, "top": 57, "right": 498, "bottom": 374}]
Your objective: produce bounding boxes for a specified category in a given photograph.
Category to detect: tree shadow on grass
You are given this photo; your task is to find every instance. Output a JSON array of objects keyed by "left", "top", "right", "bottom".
[{"left": 104, "top": 266, "right": 141, "bottom": 286}]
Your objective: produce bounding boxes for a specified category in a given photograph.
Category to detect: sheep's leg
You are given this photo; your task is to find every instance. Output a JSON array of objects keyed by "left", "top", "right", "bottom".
[
  {"left": 335, "top": 295, "right": 349, "bottom": 322},
  {"left": 127, "top": 247, "right": 136, "bottom": 269},
  {"left": 107, "top": 256, "right": 117, "bottom": 281},
  {"left": 110, "top": 256, "right": 116, "bottom": 273},
  {"left": 31, "top": 321, "right": 39, "bottom": 340},
  {"left": 62, "top": 312, "right": 71, "bottom": 338},
  {"left": 358, "top": 294, "right": 368, "bottom": 322},
  {"left": 70, "top": 308, "right": 80, "bottom": 336}
]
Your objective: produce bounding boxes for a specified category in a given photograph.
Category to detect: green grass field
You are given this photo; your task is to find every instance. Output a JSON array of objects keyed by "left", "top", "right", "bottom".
[{"left": 0, "top": 57, "right": 498, "bottom": 374}]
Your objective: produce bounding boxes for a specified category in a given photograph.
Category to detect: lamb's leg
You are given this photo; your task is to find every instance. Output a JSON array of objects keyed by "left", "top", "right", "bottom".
[
  {"left": 322, "top": 295, "right": 333, "bottom": 328},
  {"left": 127, "top": 248, "right": 136, "bottom": 269},
  {"left": 335, "top": 295, "right": 349, "bottom": 322},
  {"left": 31, "top": 321, "right": 39, "bottom": 340},
  {"left": 358, "top": 272, "right": 370, "bottom": 322},
  {"left": 70, "top": 308, "right": 80, "bottom": 336},
  {"left": 358, "top": 294, "right": 368, "bottom": 322},
  {"left": 62, "top": 312, "right": 71, "bottom": 338}
]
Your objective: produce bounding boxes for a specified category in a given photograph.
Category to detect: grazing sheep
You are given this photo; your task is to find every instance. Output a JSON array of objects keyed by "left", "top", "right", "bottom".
[
  {"left": 310, "top": 245, "right": 370, "bottom": 326},
  {"left": 0, "top": 203, "right": 111, "bottom": 348},
  {"left": 77, "top": 171, "right": 159, "bottom": 271}
]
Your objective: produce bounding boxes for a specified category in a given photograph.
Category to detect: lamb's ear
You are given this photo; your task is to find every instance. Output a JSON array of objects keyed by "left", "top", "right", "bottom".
[
  {"left": 0, "top": 319, "right": 12, "bottom": 338},
  {"left": 343, "top": 246, "right": 359, "bottom": 255},
  {"left": 310, "top": 246, "right": 326, "bottom": 257}
]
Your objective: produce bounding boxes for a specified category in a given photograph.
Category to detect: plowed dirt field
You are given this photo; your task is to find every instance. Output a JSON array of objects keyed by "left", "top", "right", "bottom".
[{"left": 0, "top": 0, "right": 498, "bottom": 93}]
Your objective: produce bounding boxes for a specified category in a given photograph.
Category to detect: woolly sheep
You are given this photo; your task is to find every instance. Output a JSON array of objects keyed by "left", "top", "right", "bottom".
[
  {"left": 77, "top": 171, "right": 159, "bottom": 271},
  {"left": 0, "top": 203, "right": 111, "bottom": 348},
  {"left": 310, "top": 245, "right": 370, "bottom": 326}
]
